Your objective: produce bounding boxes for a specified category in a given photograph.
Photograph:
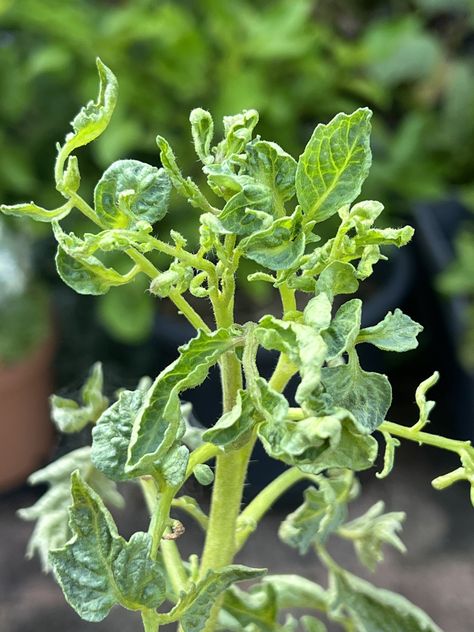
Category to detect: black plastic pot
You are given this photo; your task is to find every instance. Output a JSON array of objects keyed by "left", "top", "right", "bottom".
[{"left": 413, "top": 199, "right": 474, "bottom": 440}]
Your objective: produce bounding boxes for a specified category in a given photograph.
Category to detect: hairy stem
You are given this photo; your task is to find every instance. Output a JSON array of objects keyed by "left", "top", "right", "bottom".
[
  {"left": 161, "top": 538, "right": 188, "bottom": 595},
  {"left": 236, "top": 467, "right": 306, "bottom": 551},
  {"left": 380, "top": 420, "right": 472, "bottom": 455}
]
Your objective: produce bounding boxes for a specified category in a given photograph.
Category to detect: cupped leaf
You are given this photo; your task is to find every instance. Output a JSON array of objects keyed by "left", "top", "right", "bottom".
[
  {"left": 203, "top": 389, "right": 256, "bottom": 450},
  {"left": 157, "top": 135, "right": 215, "bottom": 213},
  {"left": 159, "top": 565, "right": 266, "bottom": 631},
  {"left": 193, "top": 463, "right": 214, "bottom": 486},
  {"left": 218, "top": 183, "right": 273, "bottom": 236},
  {"left": 56, "top": 246, "right": 135, "bottom": 295},
  {"left": 314, "top": 261, "right": 359, "bottom": 301},
  {"left": 279, "top": 471, "right": 354, "bottom": 554},
  {"left": 321, "top": 299, "right": 362, "bottom": 360},
  {"left": 51, "top": 362, "right": 108, "bottom": 433},
  {"left": 414, "top": 371, "right": 440, "bottom": 430},
  {"left": 296, "top": 108, "right": 372, "bottom": 223},
  {"left": 91, "top": 385, "right": 148, "bottom": 480},
  {"left": 321, "top": 350, "right": 391, "bottom": 434},
  {"left": 262, "top": 575, "right": 328, "bottom": 611},
  {"left": 215, "top": 109, "right": 260, "bottom": 161},
  {"left": 0, "top": 200, "right": 73, "bottom": 223},
  {"left": 49, "top": 472, "right": 166, "bottom": 622},
  {"left": 339, "top": 501, "right": 406, "bottom": 571},
  {"left": 357, "top": 308, "right": 423, "bottom": 352},
  {"left": 18, "top": 447, "right": 123, "bottom": 571},
  {"left": 190, "top": 108, "right": 214, "bottom": 164},
  {"left": 258, "top": 415, "right": 340, "bottom": 468},
  {"left": 328, "top": 569, "right": 444, "bottom": 632},
  {"left": 246, "top": 139, "right": 297, "bottom": 207},
  {"left": 94, "top": 159, "right": 171, "bottom": 228},
  {"left": 127, "top": 328, "right": 241, "bottom": 473},
  {"left": 240, "top": 208, "right": 305, "bottom": 271},
  {"left": 58, "top": 58, "right": 117, "bottom": 169},
  {"left": 221, "top": 582, "right": 278, "bottom": 632}
]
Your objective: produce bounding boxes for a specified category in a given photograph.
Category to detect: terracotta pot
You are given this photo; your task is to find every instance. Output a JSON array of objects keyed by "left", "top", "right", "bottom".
[{"left": 0, "top": 334, "right": 55, "bottom": 491}]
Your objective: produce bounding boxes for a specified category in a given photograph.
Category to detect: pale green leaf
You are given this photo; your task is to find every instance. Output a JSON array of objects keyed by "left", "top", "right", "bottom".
[
  {"left": 127, "top": 328, "right": 240, "bottom": 473},
  {"left": 59, "top": 58, "right": 117, "bottom": 162},
  {"left": 215, "top": 109, "right": 260, "bottom": 160},
  {"left": 218, "top": 184, "right": 273, "bottom": 236},
  {"left": 49, "top": 472, "right": 166, "bottom": 622},
  {"left": 328, "top": 569, "right": 444, "bottom": 631},
  {"left": 376, "top": 431, "right": 400, "bottom": 479},
  {"left": 262, "top": 575, "right": 328, "bottom": 611},
  {"left": 194, "top": 463, "right": 214, "bottom": 486},
  {"left": 357, "top": 308, "right": 423, "bottom": 352},
  {"left": 414, "top": 371, "right": 440, "bottom": 430},
  {"left": 157, "top": 135, "right": 215, "bottom": 213},
  {"left": 321, "top": 350, "right": 391, "bottom": 434},
  {"left": 0, "top": 200, "right": 73, "bottom": 223},
  {"left": 190, "top": 108, "right": 214, "bottom": 164},
  {"left": 339, "top": 501, "right": 406, "bottom": 571},
  {"left": 246, "top": 139, "right": 297, "bottom": 207},
  {"left": 160, "top": 565, "right": 266, "bottom": 631},
  {"left": 91, "top": 385, "right": 148, "bottom": 481},
  {"left": 55, "top": 246, "right": 134, "bottom": 295},
  {"left": 279, "top": 471, "right": 354, "bottom": 554},
  {"left": 315, "top": 262, "right": 359, "bottom": 301},
  {"left": 94, "top": 159, "right": 171, "bottom": 228},
  {"left": 18, "top": 447, "right": 123, "bottom": 571},
  {"left": 51, "top": 362, "right": 108, "bottom": 433},
  {"left": 301, "top": 615, "right": 327, "bottom": 632},
  {"left": 296, "top": 108, "right": 372, "bottom": 223},
  {"left": 321, "top": 299, "right": 362, "bottom": 360},
  {"left": 240, "top": 208, "right": 305, "bottom": 271},
  {"left": 203, "top": 389, "right": 257, "bottom": 450},
  {"left": 303, "top": 293, "right": 332, "bottom": 332},
  {"left": 222, "top": 582, "right": 278, "bottom": 632},
  {"left": 160, "top": 443, "right": 190, "bottom": 488}
]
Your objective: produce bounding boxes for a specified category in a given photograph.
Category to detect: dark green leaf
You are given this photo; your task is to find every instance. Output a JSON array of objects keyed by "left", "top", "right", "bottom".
[
  {"left": 127, "top": 328, "right": 240, "bottom": 473},
  {"left": 49, "top": 472, "right": 166, "bottom": 622},
  {"left": 321, "top": 351, "right": 391, "bottom": 434}
]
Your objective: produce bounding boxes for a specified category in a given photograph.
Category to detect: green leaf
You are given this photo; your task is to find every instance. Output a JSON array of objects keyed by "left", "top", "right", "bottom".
[
  {"left": 303, "top": 293, "right": 333, "bottom": 332},
  {"left": 279, "top": 471, "right": 354, "bottom": 554},
  {"left": 262, "top": 575, "right": 328, "bottom": 611},
  {"left": 357, "top": 308, "right": 423, "bottom": 352},
  {"left": 328, "top": 569, "right": 444, "bottom": 632},
  {"left": 240, "top": 208, "right": 305, "bottom": 271},
  {"left": 55, "top": 245, "right": 135, "bottom": 295},
  {"left": 376, "top": 432, "right": 400, "bottom": 479},
  {"left": 190, "top": 108, "right": 214, "bottom": 164},
  {"left": 51, "top": 362, "right": 108, "bottom": 433},
  {"left": 94, "top": 159, "right": 171, "bottom": 228},
  {"left": 91, "top": 385, "right": 148, "bottom": 481},
  {"left": 414, "top": 371, "right": 440, "bottom": 430},
  {"left": 258, "top": 415, "right": 340, "bottom": 468},
  {"left": 18, "top": 447, "right": 123, "bottom": 571},
  {"left": 0, "top": 200, "right": 73, "bottom": 223},
  {"left": 298, "top": 417, "right": 378, "bottom": 475},
  {"left": 222, "top": 582, "right": 278, "bottom": 632},
  {"left": 157, "top": 135, "right": 215, "bottom": 213},
  {"left": 49, "top": 472, "right": 166, "bottom": 622},
  {"left": 315, "top": 262, "right": 359, "bottom": 301},
  {"left": 339, "top": 501, "right": 406, "bottom": 571},
  {"left": 301, "top": 616, "right": 327, "bottom": 632},
  {"left": 215, "top": 109, "right": 260, "bottom": 160},
  {"left": 161, "top": 565, "right": 266, "bottom": 631},
  {"left": 218, "top": 184, "right": 273, "bottom": 236},
  {"left": 321, "top": 350, "right": 391, "bottom": 434},
  {"left": 127, "top": 328, "right": 240, "bottom": 473},
  {"left": 255, "top": 316, "right": 326, "bottom": 413},
  {"left": 160, "top": 443, "right": 190, "bottom": 488},
  {"left": 245, "top": 139, "right": 297, "bottom": 207},
  {"left": 203, "top": 389, "right": 257, "bottom": 450},
  {"left": 194, "top": 463, "right": 214, "bottom": 485},
  {"left": 296, "top": 109, "right": 372, "bottom": 223},
  {"left": 321, "top": 299, "right": 362, "bottom": 360},
  {"left": 59, "top": 58, "right": 117, "bottom": 163}
]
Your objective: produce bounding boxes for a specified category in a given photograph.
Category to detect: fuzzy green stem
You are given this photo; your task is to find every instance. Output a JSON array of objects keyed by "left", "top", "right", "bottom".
[
  {"left": 380, "top": 420, "right": 472, "bottom": 455},
  {"left": 141, "top": 609, "right": 160, "bottom": 632},
  {"left": 161, "top": 538, "right": 188, "bottom": 595},
  {"left": 269, "top": 353, "right": 298, "bottom": 393},
  {"left": 149, "top": 484, "right": 177, "bottom": 559},
  {"left": 236, "top": 467, "right": 306, "bottom": 551}
]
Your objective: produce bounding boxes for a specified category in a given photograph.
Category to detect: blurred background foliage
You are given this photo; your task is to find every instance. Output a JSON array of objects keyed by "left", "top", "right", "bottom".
[{"left": 0, "top": 0, "right": 474, "bottom": 364}]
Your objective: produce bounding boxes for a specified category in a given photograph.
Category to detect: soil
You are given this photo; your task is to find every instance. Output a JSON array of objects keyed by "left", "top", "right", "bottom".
[{"left": 1, "top": 441, "right": 473, "bottom": 632}]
